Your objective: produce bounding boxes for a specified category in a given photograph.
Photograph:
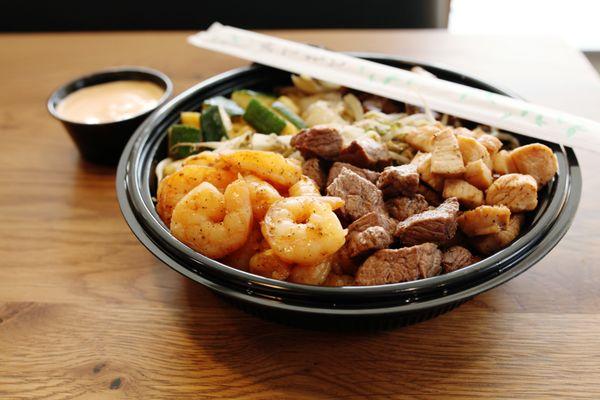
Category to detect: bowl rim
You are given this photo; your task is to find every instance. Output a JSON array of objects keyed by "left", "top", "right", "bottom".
[
  {"left": 47, "top": 65, "right": 173, "bottom": 126},
  {"left": 116, "top": 53, "right": 581, "bottom": 309}
]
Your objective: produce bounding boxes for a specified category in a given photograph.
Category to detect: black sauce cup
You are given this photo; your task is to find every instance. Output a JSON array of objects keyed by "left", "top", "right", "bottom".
[
  {"left": 48, "top": 67, "right": 172, "bottom": 165},
  {"left": 117, "top": 54, "right": 581, "bottom": 330}
]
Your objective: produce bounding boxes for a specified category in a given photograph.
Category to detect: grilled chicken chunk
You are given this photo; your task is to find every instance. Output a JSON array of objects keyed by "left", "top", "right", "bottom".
[
  {"left": 492, "top": 150, "right": 518, "bottom": 175},
  {"left": 456, "top": 134, "right": 492, "bottom": 169},
  {"left": 471, "top": 214, "right": 525, "bottom": 255},
  {"left": 413, "top": 152, "right": 444, "bottom": 191},
  {"left": 431, "top": 128, "right": 465, "bottom": 176},
  {"left": 477, "top": 133, "right": 503, "bottom": 155},
  {"left": 464, "top": 159, "right": 494, "bottom": 190},
  {"left": 486, "top": 173, "right": 538, "bottom": 212},
  {"left": 443, "top": 179, "right": 484, "bottom": 209},
  {"left": 458, "top": 205, "right": 511, "bottom": 237},
  {"left": 405, "top": 125, "right": 438, "bottom": 152},
  {"left": 510, "top": 143, "right": 558, "bottom": 186}
]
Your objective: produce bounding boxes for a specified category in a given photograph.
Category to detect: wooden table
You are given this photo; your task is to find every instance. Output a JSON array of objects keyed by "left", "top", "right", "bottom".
[{"left": 1, "top": 30, "right": 599, "bottom": 399}]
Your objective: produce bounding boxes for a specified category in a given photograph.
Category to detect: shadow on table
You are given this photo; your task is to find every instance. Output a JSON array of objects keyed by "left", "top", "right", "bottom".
[{"left": 178, "top": 278, "right": 499, "bottom": 397}]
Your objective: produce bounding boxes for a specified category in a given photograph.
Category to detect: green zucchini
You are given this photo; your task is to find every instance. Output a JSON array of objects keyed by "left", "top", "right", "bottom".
[
  {"left": 271, "top": 101, "right": 307, "bottom": 129},
  {"left": 201, "top": 105, "right": 232, "bottom": 141},
  {"left": 231, "top": 89, "right": 276, "bottom": 109},
  {"left": 168, "top": 124, "right": 202, "bottom": 160},
  {"left": 243, "top": 98, "right": 287, "bottom": 134},
  {"left": 180, "top": 111, "right": 201, "bottom": 128},
  {"left": 202, "top": 96, "right": 244, "bottom": 117}
]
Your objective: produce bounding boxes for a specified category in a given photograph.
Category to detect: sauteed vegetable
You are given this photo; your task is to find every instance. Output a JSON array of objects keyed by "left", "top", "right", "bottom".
[{"left": 155, "top": 70, "right": 558, "bottom": 286}]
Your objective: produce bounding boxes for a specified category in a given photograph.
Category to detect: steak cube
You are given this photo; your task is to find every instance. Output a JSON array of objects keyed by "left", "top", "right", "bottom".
[
  {"left": 355, "top": 243, "right": 442, "bottom": 286},
  {"left": 326, "top": 162, "right": 380, "bottom": 187},
  {"left": 395, "top": 197, "right": 460, "bottom": 246},
  {"left": 345, "top": 212, "right": 396, "bottom": 258},
  {"left": 302, "top": 158, "right": 326, "bottom": 192},
  {"left": 337, "top": 137, "right": 391, "bottom": 169},
  {"left": 376, "top": 164, "right": 419, "bottom": 198},
  {"left": 327, "top": 168, "right": 385, "bottom": 221},
  {"left": 385, "top": 194, "right": 430, "bottom": 221},
  {"left": 441, "top": 245, "right": 475, "bottom": 273},
  {"left": 291, "top": 126, "right": 343, "bottom": 160}
]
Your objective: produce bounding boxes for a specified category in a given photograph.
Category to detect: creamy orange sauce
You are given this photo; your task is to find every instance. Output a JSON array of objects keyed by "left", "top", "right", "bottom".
[{"left": 56, "top": 80, "right": 164, "bottom": 124}]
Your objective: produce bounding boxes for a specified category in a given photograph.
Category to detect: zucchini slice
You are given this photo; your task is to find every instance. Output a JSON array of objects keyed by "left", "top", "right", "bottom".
[
  {"left": 168, "top": 124, "right": 202, "bottom": 160},
  {"left": 202, "top": 96, "right": 244, "bottom": 117},
  {"left": 231, "top": 89, "right": 276, "bottom": 109},
  {"left": 180, "top": 111, "right": 201, "bottom": 128},
  {"left": 243, "top": 98, "right": 287, "bottom": 134},
  {"left": 271, "top": 101, "right": 307, "bottom": 129},
  {"left": 202, "top": 105, "right": 232, "bottom": 141}
]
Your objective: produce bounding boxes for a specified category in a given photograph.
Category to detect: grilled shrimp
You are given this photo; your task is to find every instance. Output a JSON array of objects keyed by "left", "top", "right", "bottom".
[
  {"left": 220, "top": 150, "right": 302, "bottom": 187},
  {"left": 181, "top": 151, "right": 224, "bottom": 168},
  {"left": 262, "top": 196, "right": 346, "bottom": 266},
  {"left": 244, "top": 175, "right": 283, "bottom": 221},
  {"left": 170, "top": 179, "right": 253, "bottom": 259},
  {"left": 288, "top": 175, "right": 321, "bottom": 197},
  {"left": 156, "top": 165, "right": 236, "bottom": 225},
  {"left": 288, "top": 258, "right": 332, "bottom": 285},
  {"left": 221, "top": 223, "right": 266, "bottom": 271},
  {"left": 249, "top": 249, "right": 292, "bottom": 280}
]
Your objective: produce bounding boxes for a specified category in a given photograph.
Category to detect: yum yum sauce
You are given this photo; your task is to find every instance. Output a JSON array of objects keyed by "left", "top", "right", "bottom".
[{"left": 56, "top": 80, "right": 164, "bottom": 124}]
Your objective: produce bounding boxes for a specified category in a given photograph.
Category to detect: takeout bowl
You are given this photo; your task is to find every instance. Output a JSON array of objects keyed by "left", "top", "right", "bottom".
[
  {"left": 116, "top": 54, "right": 581, "bottom": 330},
  {"left": 48, "top": 66, "right": 172, "bottom": 165}
]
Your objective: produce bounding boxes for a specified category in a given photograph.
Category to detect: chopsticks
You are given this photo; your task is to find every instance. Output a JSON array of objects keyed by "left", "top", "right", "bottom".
[{"left": 189, "top": 23, "right": 600, "bottom": 153}]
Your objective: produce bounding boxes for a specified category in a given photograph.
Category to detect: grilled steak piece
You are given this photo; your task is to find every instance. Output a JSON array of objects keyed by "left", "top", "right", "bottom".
[
  {"left": 441, "top": 245, "right": 475, "bottom": 273},
  {"left": 337, "top": 137, "right": 391, "bottom": 170},
  {"left": 395, "top": 197, "right": 460, "bottom": 246},
  {"left": 345, "top": 212, "right": 396, "bottom": 258},
  {"left": 377, "top": 164, "right": 419, "bottom": 198},
  {"left": 291, "top": 126, "right": 343, "bottom": 160},
  {"left": 385, "top": 194, "right": 429, "bottom": 221},
  {"left": 355, "top": 243, "right": 442, "bottom": 286},
  {"left": 416, "top": 183, "right": 443, "bottom": 206},
  {"left": 326, "top": 167, "right": 385, "bottom": 221},
  {"left": 326, "top": 162, "right": 380, "bottom": 187},
  {"left": 302, "top": 158, "right": 326, "bottom": 192}
]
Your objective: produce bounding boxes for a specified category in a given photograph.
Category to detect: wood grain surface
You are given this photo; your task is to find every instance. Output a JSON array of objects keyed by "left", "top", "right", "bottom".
[{"left": 1, "top": 30, "right": 599, "bottom": 399}]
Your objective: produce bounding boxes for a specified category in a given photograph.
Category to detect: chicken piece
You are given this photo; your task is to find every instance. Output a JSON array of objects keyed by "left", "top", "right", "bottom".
[
  {"left": 443, "top": 179, "right": 484, "bottom": 209},
  {"left": 477, "top": 133, "right": 503, "bottom": 155},
  {"left": 471, "top": 214, "right": 525, "bottom": 255},
  {"left": 477, "top": 134, "right": 503, "bottom": 155},
  {"left": 457, "top": 205, "right": 511, "bottom": 237},
  {"left": 456, "top": 134, "right": 492, "bottom": 169},
  {"left": 464, "top": 159, "right": 493, "bottom": 190},
  {"left": 404, "top": 125, "right": 438, "bottom": 152},
  {"left": 492, "top": 150, "right": 518, "bottom": 175},
  {"left": 510, "top": 143, "right": 558, "bottom": 187},
  {"left": 413, "top": 152, "right": 444, "bottom": 191},
  {"left": 431, "top": 128, "right": 465, "bottom": 176},
  {"left": 486, "top": 174, "right": 538, "bottom": 212}
]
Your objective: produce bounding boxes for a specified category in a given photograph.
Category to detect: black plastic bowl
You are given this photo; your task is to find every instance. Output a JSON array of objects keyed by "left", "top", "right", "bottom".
[
  {"left": 48, "top": 66, "right": 173, "bottom": 165},
  {"left": 116, "top": 54, "right": 581, "bottom": 330}
]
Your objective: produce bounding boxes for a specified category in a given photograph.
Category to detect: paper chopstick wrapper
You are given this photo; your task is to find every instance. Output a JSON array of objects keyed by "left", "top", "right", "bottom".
[{"left": 189, "top": 23, "right": 600, "bottom": 152}]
